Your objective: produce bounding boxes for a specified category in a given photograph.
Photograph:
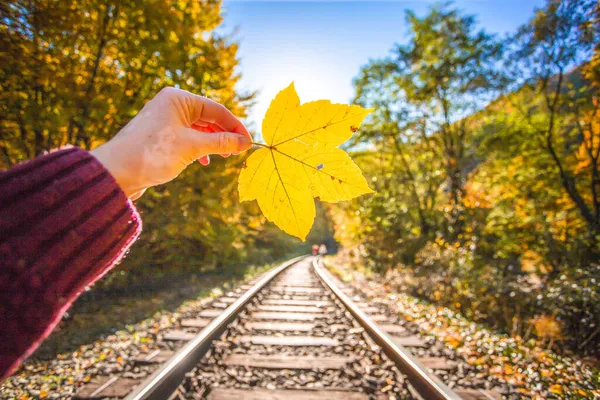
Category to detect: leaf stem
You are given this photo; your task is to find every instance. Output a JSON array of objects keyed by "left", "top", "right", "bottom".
[{"left": 252, "top": 142, "right": 270, "bottom": 148}]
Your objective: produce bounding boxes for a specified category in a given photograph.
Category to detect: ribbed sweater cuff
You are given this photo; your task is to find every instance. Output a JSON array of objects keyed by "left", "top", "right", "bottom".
[{"left": 0, "top": 146, "right": 142, "bottom": 379}]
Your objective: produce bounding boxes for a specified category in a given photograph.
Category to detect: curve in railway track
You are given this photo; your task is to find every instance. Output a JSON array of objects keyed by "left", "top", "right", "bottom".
[{"left": 73, "top": 256, "right": 508, "bottom": 400}]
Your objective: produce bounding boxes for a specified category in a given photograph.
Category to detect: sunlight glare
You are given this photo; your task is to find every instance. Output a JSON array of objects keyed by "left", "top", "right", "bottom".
[{"left": 244, "top": 52, "right": 353, "bottom": 142}]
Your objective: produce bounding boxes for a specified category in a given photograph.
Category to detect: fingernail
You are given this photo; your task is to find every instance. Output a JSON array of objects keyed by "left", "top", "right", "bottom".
[
  {"left": 238, "top": 136, "right": 252, "bottom": 151},
  {"left": 198, "top": 155, "right": 210, "bottom": 166}
]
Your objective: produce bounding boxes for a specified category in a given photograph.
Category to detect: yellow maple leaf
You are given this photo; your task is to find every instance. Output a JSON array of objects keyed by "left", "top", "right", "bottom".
[{"left": 238, "top": 82, "right": 374, "bottom": 240}]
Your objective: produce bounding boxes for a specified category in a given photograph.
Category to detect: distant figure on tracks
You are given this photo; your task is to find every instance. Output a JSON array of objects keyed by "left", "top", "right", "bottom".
[
  {"left": 0, "top": 88, "right": 252, "bottom": 381},
  {"left": 318, "top": 244, "right": 328, "bottom": 256},
  {"left": 312, "top": 244, "right": 319, "bottom": 255}
]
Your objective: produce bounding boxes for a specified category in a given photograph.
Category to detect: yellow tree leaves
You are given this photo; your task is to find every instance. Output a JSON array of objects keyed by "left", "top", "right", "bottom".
[
  {"left": 238, "top": 83, "right": 374, "bottom": 240},
  {"left": 575, "top": 98, "right": 600, "bottom": 174}
]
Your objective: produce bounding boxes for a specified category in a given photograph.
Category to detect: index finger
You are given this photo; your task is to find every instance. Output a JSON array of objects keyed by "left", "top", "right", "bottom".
[{"left": 194, "top": 95, "right": 251, "bottom": 141}]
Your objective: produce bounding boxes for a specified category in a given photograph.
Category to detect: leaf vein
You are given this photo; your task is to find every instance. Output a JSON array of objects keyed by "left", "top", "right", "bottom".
[
  {"left": 271, "top": 150, "right": 301, "bottom": 233},
  {"left": 273, "top": 112, "right": 364, "bottom": 147}
]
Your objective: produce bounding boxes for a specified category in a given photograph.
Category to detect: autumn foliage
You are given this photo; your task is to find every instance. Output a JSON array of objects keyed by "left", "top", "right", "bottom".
[
  {"left": 0, "top": 0, "right": 332, "bottom": 281},
  {"left": 0, "top": 0, "right": 598, "bottom": 363},
  {"left": 336, "top": 0, "right": 600, "bottom": 356}
]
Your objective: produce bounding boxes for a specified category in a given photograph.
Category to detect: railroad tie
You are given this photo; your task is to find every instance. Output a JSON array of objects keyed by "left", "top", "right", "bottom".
[
  {"left": 199, "top": 309, "right": 224, "bottom": 318},
  {"left": 74, "top": 376, "right": 139, "bottom": 399},
  {"left": 261, "top": 299, "right": 333, "bottom": 306},
  {"left": 417, "top": 356, "right": 457, "bottom": 370},
  {"left": 378, "top": 324, "right": 409, "bottom": 335},
  {"left": 264, "top": 295, "right": 322, "bottom": 301},
  {"left": 250, "top": 311, "right": 326, "bottom": 321},
  {"left": 357, "top": 306, "right": 381, "bottom": 314},
  {"left": 366, "top": 314, "right": 390, "bottom": 322},
  {"left": 244, "top": 321, "right": 316, "bottom": 331},
  {"left": 132, "top": 349, "right": 174, "bottom": 365},
  {"left": 163, "top": 330, "right": 198, "bottom": 342},
  {"left": 454, "top": 388, "right": 503, "bottom": 400},
  {"left": 208, "top": 388, "right": 370, "bottom": 400},
  {"left": 253, "top": 304, "right": 329, "bottom": 313},
  {"left": 218, "top": 297, "right": 238, "bottom": 304},
  {"left": 268, "top": 287, "right": 325, "bottom": 294},
  {"left": 222, "top": 354, "right": 355, "bottom": 369},
  {"left": 238, "top": 335, "right": 339, "bottom": 346},
  {"left": 269, "top": 282, "right": 321, "bottom": 287},
  {"left": 181, "top": 318, "right": 212, "bottom": 328},
  {"left": 391, "top": 335, "right": 428, "bottom": 348},
  {"left": 211, "top": 301, "right": 229, "bottom": 309}
]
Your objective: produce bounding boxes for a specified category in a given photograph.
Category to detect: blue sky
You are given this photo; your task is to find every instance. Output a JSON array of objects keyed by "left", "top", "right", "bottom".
[{"left": 218, "top": 1, "right": 544, "bottom": 134}]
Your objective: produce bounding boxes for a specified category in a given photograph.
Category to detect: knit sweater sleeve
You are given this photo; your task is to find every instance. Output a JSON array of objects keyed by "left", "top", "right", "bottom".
[{"left": 0, "top": 147, "right": 142, "bottom": 380}]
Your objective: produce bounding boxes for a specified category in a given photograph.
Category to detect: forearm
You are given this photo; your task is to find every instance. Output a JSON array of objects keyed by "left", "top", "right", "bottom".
[
  {"left": 0, "top": 147, "right": 141, "bottom": 380},
  {"left": 0, "top": 87, "right": 249, "bottom": 381}
]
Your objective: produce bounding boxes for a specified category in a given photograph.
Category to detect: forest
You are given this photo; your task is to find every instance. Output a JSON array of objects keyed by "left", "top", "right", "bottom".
[
  {"left": 0, "top": 0, "right": 335, "bottom": 282},
  {"left": 334, "top": 0, "right": 600, "bottom": 357},
  {"left": 0, "top": 0, "right": 598, "bottom": 364}
]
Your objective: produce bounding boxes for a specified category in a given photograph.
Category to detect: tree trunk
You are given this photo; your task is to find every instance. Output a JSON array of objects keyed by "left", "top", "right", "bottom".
[{"left": 71, "top": 1, "right": 118, "bottom": 148}]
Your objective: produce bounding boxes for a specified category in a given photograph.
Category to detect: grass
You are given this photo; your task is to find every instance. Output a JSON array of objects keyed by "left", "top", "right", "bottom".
[
  {"left": 32, "top": 261, "right": 275, "bottom": 360},
  {"left": 1, "top": 260, "right": 280, "bottom": 399}
]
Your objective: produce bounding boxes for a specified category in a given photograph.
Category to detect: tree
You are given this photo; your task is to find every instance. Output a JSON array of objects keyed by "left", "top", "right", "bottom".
[
  {"left": 505, "top": 0, "right": 600, "bottom": 235},
  {"left": 353, "top": 62, "right": 442, "bottom": 238},
  {"left": 0, "top": 0, "right": 302, "bottom": 277},
  {"left": 335, "top": 1, "right": 600, "bottom": 355},
  {"left": 0, "top": 0, "right": 253, "bottom": 165},
  {"left": 356, "top": 4, "right": 502, "bottom": 240}
]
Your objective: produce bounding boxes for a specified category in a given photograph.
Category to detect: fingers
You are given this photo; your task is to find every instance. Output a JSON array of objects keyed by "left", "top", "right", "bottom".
[
  {"left": 160, "top": 87, "right": 251, "bottom": 141},
  {"left": 185, "top": 129, "right": 252, "bottom": 160},
  {"left": 160, "top": 87, "right": 252, "bottom": 166},
  {"left": 195, "top": 154, "right": 227, "bottom": 167},
  {"left": 191, "top": 94, "right": 251, "bottom": 141},
  {"left": 198, "top": 155, "right": 210, "bottom": 165},
  {"left": 130, "top": 189, "right": 146, "bottom": 200},
  {"left": 191, "top": 122, "right": 233, "bottom": 159}
]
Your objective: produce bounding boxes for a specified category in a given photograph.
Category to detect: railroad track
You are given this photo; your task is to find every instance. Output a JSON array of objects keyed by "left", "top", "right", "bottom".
[{"left": 73, "top": 256, "right": 506, "bottom": 400}]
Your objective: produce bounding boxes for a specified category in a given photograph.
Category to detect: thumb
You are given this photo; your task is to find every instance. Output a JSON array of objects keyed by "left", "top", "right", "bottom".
[{"left": 186, "top": 129, "right": 252, "bottom": 157}]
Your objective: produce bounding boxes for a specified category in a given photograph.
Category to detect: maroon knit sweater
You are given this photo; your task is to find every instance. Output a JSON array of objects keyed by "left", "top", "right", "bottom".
[{"left": 0, "top": 147, "right": 142, "bottom": 380}]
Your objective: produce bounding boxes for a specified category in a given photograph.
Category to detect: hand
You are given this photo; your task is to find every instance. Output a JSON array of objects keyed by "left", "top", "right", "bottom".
[{"left": 91, "top": 87, "right": 252, "bottom": 199}]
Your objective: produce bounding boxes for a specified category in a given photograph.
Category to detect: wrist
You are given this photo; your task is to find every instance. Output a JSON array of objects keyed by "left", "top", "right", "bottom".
[{"left": 91, "top": 141, "right": 138, "bottom": 198}]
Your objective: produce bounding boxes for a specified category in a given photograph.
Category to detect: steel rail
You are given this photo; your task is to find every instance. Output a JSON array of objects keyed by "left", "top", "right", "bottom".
[
  {"left": 125, "top": 255, "right": 307, "bottom": 400},
  {"left": 312, "top": 257, "right": 462, "bottom": 400}
]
